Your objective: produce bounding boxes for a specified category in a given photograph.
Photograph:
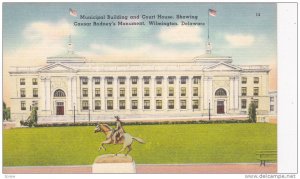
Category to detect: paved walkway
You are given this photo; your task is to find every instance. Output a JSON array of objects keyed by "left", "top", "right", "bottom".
[{"left": 3, "top": 163, "right": 276, "bottom": 174}]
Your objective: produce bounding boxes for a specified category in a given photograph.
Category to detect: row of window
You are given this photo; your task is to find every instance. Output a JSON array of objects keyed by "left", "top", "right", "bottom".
[
  {"left": 20, "top": 88, "right": 38, "bottom": 98},
  {"left": 20, "top": 101, "right": 38, "bottom": 110},
  {"left": 81, "top": 99, "right": 200, "bottom": 110},
  {"left": 241, "top": 99, "right": 259, "bottom": 109},
  {"left": 241, "top": 77, "right": 260, "bottom": 84},
  {"left": 81, "top": 76, "right": 201, "bottom": 85},
  {"left": 81, "top": 87, "right": 200, "bottom": 97},
  {"left": 20, "top": 78, "right": 38, "bottom": 85},
  {"left": 241, "top": 87, "right": 259, "bottom": 96}
]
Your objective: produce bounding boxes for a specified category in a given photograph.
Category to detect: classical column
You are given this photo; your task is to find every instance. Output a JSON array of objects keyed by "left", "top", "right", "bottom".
[
  {"left": 138, "top": 76, "right": 143, "bottom": 111},
  {"left": 163, "top": 76, "right": 168, "bottom": 110},
  {"left": 175, "top": 76, "right": 180, "bottom": 110},
  {"left": 40, "top": 76, "right": 46, "bottom": 111},
  {"left": 45, "top": 77, "right": 51, "bottom": 111},
  {"left": 67, "top": 77, "right": 73, "bottom": 111},
  {"left": 203, "top": 76, "right": 212, "bottom": 110},
  {"left": 151, "top": 76, "right": 155, "bottom": 110},
  {"left": 71, "top": 76, "right": 77, "bottom": 110},
  {"left": 113, "top": 76, "right": 118, "bottom": 110},
  {"left": 188, "top": 76, "right": 193, "bottom": 110},
  {"left": 229, "top": 76, "right": 235, "bottom": 110},
  {"left": 101, "top": 77, "right": 105, "bottom": 111},
  {"left": 234, "top": 76, "right": 239, "bottom": 110},
  {"left": 126, "top": 76, "right": 130, "bottom": 111},
  {"left": 89, "top": 76, "right": 93, "bottom": 111}
]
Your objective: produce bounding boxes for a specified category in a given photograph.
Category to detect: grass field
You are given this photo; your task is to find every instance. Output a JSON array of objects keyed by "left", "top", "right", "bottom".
[{"left": 3, "top": 123, "right": 276, "bottom": 166}]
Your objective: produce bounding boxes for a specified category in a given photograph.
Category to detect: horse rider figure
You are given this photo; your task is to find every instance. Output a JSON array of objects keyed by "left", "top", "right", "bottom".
[{"left": 112, "top": 116, "right": 125, "bottom": 144}]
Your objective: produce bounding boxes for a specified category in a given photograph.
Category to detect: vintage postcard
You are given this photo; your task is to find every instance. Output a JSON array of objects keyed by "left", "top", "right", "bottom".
[{"left": 1, "top": 2, "right": 296, "bottom": 176}]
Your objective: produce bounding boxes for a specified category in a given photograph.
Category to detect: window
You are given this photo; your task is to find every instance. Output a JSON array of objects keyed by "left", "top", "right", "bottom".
[
  {"left": 107, "top": 88, "right": 113, "bottom": 97},
  {"left": 95, "top": 100, "right": 101, "bottom": 110},
  {"left": 33, "top": 88, "right": 38, "bottom": 97},
  {"left": 253, "top": 87, "right": 259, "bottom": 96},
  {"left": 270, "top": 97, "right": 274, "bottom": 102},
  {"left": 193, "top": 87, "right": 198, "bottom": 96},
  {"left": 253, "top": 100, "right": 259, "bottom": 108},
  {"left": 156, "top": 76, "right": 163, "bottom": 84},
  {"left": 180, "top": 100, "right": 186, "bottom": 109},
  {"left": 54, "top": 89, "right": 65, "bottom": 97},
  {"left": 132, "top": 100, "right": 138, "bottom": 109},
  {"left": 95, "top": 88, "right": 100, "bottom": 97},
  {"left": 119, "top": 100, "right": 125, "bottom": 110},
  {"left": 144, "top": 100, "right": 150, "bottom": 109},
  {"left": 81, "top": 77, "right": 88, "bottom": 85},
  {"left": 20, "top": 78, "right": 25, "bottom": 85},
  {"left": 107, "top": 77, "right": 113, "bottom": 85},
  {"left": 20, "top": 88, "right": 26, "bottom": 97},
  {"left": 120, "top": 88, "right": 125, "bottom": 97},
  {"left": 168, "top": 100, "right": 174, "bottom": 109},
  {"left": 180, "top": 76, "right": 188, "bottom": 84},
  {"left": 156, "top": 100, "right": 162, "bottom": 109},
  {"left": 144, "top": 87, "right": 150, "bottom": 96},
  {"left": 132, "top": 88, "right": 137, "bottom": 97},
  {"left": 156, "top": 87, "right": 162, "bottom": 96},
  {"left": 192, "top": 100, "right": 199, "bottom": 109},
  {"left": 270, "top": 105, "right": 274, "bottom": 112},
  {"left": 94, "top": 77, "right": 100, "bottom": 85},
  {"left": 241, "top": 99, "right": 247, "bottom": 109},
  {"left": 193, "top": 76, "right": 201, "bottom": 84},
  {"left": 254, "top": 77, "right": 259, "bottom": 84},
  {"left": 82, "top": 88, "right": 88, "bottom": 97},
  {"left": 32, "top": 101, "right": 38, "bottom": 110},
  {"left": 119, "top": 77, "right": 126, "bottom": 85},
  {"left": 169, "top": 87, "right": 174, "bottom": 96},
  {"left": 168, "top": 76, "right": 175, "bottom": 84},
  {"left": 131, "top": 76, "right": 138, "bottom": 84},
  {"left": 242, "top": 77, "right": 247, "bottom": 84},
  {"left": 21, "top": 101, "right": 26, "bottom": 110},
  {"left": 181, "top": 87, "right": 186, "bottom": 96},
  {"left": 107, "top": 100, "right": 113, "bottom": 110},
  {"left": 82, "top": 100, "right": 89, "bottom": 110},
  {"left": 143, "top": 76, "right": 150, "bottom": 84},
  {"left": 241, "top": 87, "right": 247, "bottom": 96},
  {"left": 32, "top": 78, "right": 38, "bottom": 85},
  {"left": 215, "top": 88, "right": 227, "bottom": 96}
]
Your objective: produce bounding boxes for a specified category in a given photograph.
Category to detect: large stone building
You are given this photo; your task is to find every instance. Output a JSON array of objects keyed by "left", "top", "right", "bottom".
[{"left": 9, "top": 42, "right": 271, "bottom": 122}]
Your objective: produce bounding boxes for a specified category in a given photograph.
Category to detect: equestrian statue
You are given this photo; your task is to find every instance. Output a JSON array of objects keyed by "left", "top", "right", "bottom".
[{"left": 94, "top": 116, "right": 145, "bottom": 156}]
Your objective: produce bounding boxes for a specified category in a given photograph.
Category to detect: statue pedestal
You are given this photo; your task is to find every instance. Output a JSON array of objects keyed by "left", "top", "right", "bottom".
[{"left": 92, "top": 154, "right": 136, "bottom": 173}]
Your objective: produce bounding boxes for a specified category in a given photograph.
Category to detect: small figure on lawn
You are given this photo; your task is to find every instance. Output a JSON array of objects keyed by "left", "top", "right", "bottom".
[{"left": 112, "top": 116, "right": 125, "bottom": 144}]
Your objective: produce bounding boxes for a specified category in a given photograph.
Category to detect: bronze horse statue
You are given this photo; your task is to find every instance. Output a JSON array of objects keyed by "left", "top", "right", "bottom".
[{"left": 94, "top": 123, "right": 145, "bottom": 156}]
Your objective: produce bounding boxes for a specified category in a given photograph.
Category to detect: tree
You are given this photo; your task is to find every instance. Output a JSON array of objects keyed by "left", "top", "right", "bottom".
[
  {"left": 20, "top": 107, "right": 38, "bottom": 127},
  {"left": 3, "top": 102, "right": 11, "bottom": 121},
  {"left": 248, "top": 101, "right": 257, "bottom": 123}
]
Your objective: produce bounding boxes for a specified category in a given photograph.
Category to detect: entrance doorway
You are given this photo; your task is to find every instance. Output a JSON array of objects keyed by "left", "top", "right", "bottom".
[
  {"left": 217, "top": 101, "right": 225, "bottom": 114},
  {"left": 56, "top": 102, "right": 64, "bottom": 115}
]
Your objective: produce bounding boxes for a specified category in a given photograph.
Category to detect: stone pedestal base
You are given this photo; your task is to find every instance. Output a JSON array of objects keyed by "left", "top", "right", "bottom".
[{"left": 92, "top": 154, "right": 136, "bottom": 173}]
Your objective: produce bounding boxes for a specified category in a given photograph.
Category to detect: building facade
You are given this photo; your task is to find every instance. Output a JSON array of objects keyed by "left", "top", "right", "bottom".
[{"left": 9, "top": 43, "right": 271, "bottom": 122}]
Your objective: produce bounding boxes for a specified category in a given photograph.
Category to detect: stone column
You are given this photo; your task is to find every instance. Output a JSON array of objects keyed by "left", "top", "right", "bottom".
[
  {"left": 67, "top": 77, "right": 73, "bottom": 111},
  {"left": 89, "top": 76, "right": 93, "bottom": 111},
  {"left": 45, "top": 77, "right": 51, "bottom": 111},
  {"left": 175, "top": 76, "right": 180, "bottom": 110},
  {"left": 101, "top": 77, "right": 106, "bottom": 111},
  {"left": 151, "top": 76, "right": 155, "bottom": 110},
  {"left": 229, "top": 76, "right": 235, "bottom": 110},
  {"left": 71, "top": 76, "right": 77, "bottom": 109},
  {"left": 126, "top": 76, "right": 130, "bottom": 111},
  {"left": 234, "top": 76, "right": 239, "bottom": 110},
  {"left": 138, "top": 76, "right": 143, "bottom": 111},
  {"left": 40, "top": 76, "right": 46, "bottom": 111},
  {"left": 203, "top": 76, "right": 212, "bottom": 110},
  {"left": 188, "top": 76, "right": 193, "bottom": 110},
  {"left": 163, "top": 76, "right": 168, "bottom": 110},
  {"left": 113, "top": 76, "right": 118, "bottom": 110}
]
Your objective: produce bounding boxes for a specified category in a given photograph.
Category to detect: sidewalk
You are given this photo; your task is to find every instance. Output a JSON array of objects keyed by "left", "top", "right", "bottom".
[{"left": 3, "top": 163, "right": 277, "bottom": 174}]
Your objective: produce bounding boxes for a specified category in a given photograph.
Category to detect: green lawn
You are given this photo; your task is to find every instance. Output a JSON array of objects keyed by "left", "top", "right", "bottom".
[{"left": 3, "top": 123, "right": 276, "bottom": 166}]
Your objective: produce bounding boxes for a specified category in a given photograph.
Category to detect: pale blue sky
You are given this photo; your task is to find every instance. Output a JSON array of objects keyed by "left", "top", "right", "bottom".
[{"left": 3, "top": 3, "right": 277, "bottom": 64}]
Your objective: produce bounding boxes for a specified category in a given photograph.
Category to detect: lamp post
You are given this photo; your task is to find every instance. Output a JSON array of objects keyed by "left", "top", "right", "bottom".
[
  {"left": 73, "top": 103, "right": 75, "bottom": 124},
  {"left": 208, "top": 99, "right": 211, "bottom": 121}
]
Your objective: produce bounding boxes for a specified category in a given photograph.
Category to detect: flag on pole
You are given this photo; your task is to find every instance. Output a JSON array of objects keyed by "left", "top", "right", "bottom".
[
  {"left": 69, "top": 8, "right": 77, "bottom": 17},
  {"left": 209, "top": 9, "right": 217, "bottom": 16}
]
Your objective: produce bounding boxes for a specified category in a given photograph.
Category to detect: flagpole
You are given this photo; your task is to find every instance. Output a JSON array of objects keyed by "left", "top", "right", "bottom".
[{"left": 207, "top": 9, "right": 210, "bottom": 42}]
